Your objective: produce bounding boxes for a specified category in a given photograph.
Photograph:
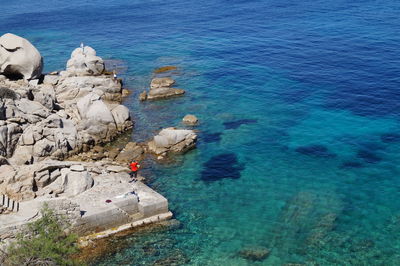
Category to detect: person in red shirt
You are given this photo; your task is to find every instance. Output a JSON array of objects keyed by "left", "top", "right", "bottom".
[{"left": 129, "top": 161, "right": 140, "bottom": 182}]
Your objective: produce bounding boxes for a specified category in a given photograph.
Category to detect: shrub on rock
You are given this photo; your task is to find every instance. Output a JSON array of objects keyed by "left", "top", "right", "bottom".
[{"left": 2, "top": 205, "right": 79, "bottom": 266}]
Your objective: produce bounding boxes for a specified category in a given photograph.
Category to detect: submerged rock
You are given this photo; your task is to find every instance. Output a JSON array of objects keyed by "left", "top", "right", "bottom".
[
  {"left": 223, "top": 119, "right": 257, "bottom": 129},
  {"left": 341, "top": 161, "right": 363, "bottom": 168},
  {"left": 357, "top": 149, "right": 381, "bottom": 163},
  {"left": 0, "top": 33, "right": 43, "bottom": 80},
  {"left": 238, "top": 246, "right": 270, "bottom": 261},
  {"left": 201, "top": 153, "right": 244, "bottom": 181},
  {"left": 153, "top": 249, "right": 190, "bottom": 265},
  {"left": 182, "top": 114, "right": 198, "bottom": 125},
  {"left": 153, "top": 66, "right": 177, "bottom": 74},
  {"left": 201, "top": 132, "right": 222, "bottom": 143},
  {"left": 295, "top": 144, "right": 336, "bottom": 158},
  {"left": 381, "top": 133, "right": 400, "bottom": 143}
]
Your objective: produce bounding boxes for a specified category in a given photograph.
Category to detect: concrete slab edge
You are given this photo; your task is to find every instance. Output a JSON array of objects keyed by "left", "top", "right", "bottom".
[{"left": 78, "top": 211, "right": 173, "bottom": 247}]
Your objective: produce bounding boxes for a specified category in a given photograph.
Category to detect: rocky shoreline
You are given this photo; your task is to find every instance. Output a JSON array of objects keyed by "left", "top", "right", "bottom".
[{"left": 0, "top": 33, "right": 197, "bottom": 251}]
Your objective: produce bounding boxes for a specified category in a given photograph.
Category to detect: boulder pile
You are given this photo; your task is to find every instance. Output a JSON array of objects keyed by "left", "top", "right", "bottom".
[{"left": 0, "top": 41, "right": 132, "bottom": 165}]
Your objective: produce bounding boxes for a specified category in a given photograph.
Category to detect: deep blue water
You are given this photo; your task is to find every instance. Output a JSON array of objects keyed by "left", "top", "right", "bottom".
[{"left": 2, "top": 0, "right": 400, "bottom": 264}]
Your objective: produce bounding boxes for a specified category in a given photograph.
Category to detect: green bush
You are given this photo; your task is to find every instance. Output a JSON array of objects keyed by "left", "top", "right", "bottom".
[{"left": 3, "top": 205, "right": 82, "bottom": 266}]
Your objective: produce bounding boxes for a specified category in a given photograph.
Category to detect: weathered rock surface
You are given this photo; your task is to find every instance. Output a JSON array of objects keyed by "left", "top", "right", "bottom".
[
  {"left": 115, "top": 142, "right": 144, "bottom": 163},
  {"left": 0, "top": 33, "right": 43, "bottom": 80},
  {"left": 182, "top": 114, "right": 198, "bottom": 125},
  {"left": 148, "top": 127, "right": 197, "bottom": 156},
  {"left": 150, "top": 77, "right": 175, "bottom": 89},
  {"left": 141, "top": 77, "right": 185, "bottom": 101},
  {"left": 0, "top": 45, "right": 132, "bottom": 164},
  {"left": 55, "top": 75, "right": 123, "bottom": 103},
  {"left": 66, "top": 46, "right": 104, "bottom": 76},
  {"left": 147, "top": 87, "right": 185, "bottom": 100}
]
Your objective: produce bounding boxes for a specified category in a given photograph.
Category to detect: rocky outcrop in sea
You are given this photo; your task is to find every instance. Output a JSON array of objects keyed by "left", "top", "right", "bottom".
[{"left": 0, "top": 33, "right": 197, "bottom": 247}]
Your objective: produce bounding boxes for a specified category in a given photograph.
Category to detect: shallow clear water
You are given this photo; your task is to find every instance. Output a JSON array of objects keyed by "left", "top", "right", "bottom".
[{"left": 3, "top": 1, "right": 400, "bottom": 264}]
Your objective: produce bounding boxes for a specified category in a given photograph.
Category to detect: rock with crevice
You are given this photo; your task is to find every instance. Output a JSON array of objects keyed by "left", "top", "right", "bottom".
[
  {"left": 66, "top": 46, "right": 104, "bottom": 76},
  {"left": 0, "top": 33, "right": 43, "bottom": 80},
  {"left": 148, "top": 128, "right": 197, "bottom": 156}
]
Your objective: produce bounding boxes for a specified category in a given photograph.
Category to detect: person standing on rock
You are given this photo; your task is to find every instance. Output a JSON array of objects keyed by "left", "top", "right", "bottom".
[{"left": 129, "top": 161, "right": 140, "bottom": 182}]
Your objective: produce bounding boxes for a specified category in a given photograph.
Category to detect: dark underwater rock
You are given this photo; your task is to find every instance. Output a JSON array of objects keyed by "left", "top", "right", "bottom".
[
  {"left": 201, "top": 153, "right": 244, "bottom": 181},
  {"left": 357, "top": 149, "right": 381, "bottom": 163},
  {"left": 223, "top": 119, "right": 257, "bottom": 129},
  {"left": 341, "top": 161, "right": 363, "bottom": 168},
  {"left": 381, "top": 133, "right": 400, "bottom": 143},
  {"left": 238, "top": 246, "right": 270, "bottom": 261},
  {"left": 295, "top": 145, "right": 336, "bottom": 158},
  {"left": 202, "top": 132, "right": 222, "bottom": 143}
]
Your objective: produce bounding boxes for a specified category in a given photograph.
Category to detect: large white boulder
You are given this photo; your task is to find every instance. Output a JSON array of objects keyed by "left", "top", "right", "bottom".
[
  {"left": 63, "top": 171, "right": 94, "bottom": 197},
  {"left": 66, "top": 46, "right": 104, "bottom": 76},
  {"left": 111, "top": 105, "right": 130, "bottom": 130},
  {"left": 0, "top": 33, "right": 43, "bottom": 80},
  {"left": 77, "top": 93, "right": 114, "bottom": 124},
  {"left": 148, "top": 127, "right": 197, "bottom": 156}
]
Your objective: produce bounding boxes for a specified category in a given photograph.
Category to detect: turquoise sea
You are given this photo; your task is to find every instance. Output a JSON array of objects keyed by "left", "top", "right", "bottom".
[{"left": 2, "top": 0, "right": 400, "bottom": 264}]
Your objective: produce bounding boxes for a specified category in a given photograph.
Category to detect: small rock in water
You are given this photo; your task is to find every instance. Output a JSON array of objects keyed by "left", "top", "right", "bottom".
[
  {"left": 150, "top": 77, "right": 175, "bottom": 89},
  {"left": 122, "top": 89, "right": 130, "bottom": 97},
  {"left": 182, "top": 114, "right": 198, "bottom": 125},
  {"left": 237, "top": 246, "right": 270, "bottom": 261}
]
